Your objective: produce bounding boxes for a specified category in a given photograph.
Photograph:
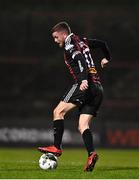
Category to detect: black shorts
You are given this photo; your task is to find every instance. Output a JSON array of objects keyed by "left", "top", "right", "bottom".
[{"left": 61, "top": 82, "right": 103, "bottom": 116}]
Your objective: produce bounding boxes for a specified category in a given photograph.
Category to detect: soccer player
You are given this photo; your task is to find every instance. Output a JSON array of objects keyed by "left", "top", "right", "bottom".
[{"left": 38, "top": 22, "right": 111, "bottom": 172}]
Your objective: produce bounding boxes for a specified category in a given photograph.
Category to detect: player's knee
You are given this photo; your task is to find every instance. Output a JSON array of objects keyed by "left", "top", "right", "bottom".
[
  {"left": 78, "top": 125, "right": 82, "bottom": 134},
  {"left": 53, "top": 107, "right": 66, "bottom": 119},
  {"left": 78, "top": 124, "right": 85, "bottom": 134},
  {"left": 53, "top": 108, "right": 60, "bottom": 117},
  {"left": 78, "top": 123, "right": 89, "bottom": 134}
]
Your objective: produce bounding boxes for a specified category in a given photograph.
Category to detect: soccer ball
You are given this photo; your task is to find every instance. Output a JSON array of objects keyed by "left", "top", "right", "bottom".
[{"left": 39, "top": 153, "right": 58, "bottom": 170}]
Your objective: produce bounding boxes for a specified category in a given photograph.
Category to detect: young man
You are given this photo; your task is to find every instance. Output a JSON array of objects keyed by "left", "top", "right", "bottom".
[{"left": 38, "top": 22, "right": 111, "bottom": 172}]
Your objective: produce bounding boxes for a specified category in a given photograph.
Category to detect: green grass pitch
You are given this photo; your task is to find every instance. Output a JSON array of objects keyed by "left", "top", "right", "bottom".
[{"left": 0, "top": 148, "right": 139, "bottom": 179}]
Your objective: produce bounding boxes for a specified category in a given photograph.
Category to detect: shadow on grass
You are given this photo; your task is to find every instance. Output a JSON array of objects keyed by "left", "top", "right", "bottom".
[
  {"left": 0, "top": 168, "right": 40, "bottom": 172},
  {"left": 1, "top": 166, "right": 139, "bottom": 174},
  {"left": 99, "top": 166, "right": 139, "bottom": 171}
]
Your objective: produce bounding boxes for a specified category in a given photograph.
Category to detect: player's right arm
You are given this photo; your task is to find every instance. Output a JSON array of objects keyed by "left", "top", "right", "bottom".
[
  {"left": 72, "top": 51, "right": 89, "bottom": 91},
  {"left": 65, "top": 38, "right": 88, "bottom": 80},
  {"left": 65, "top": 35, "right": 88, "bottom": 90}
]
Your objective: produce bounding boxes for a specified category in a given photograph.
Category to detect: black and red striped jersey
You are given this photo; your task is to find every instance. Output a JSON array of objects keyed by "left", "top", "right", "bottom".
[{"left": 64, "top": 33, "right": 111, "bottom": 83}]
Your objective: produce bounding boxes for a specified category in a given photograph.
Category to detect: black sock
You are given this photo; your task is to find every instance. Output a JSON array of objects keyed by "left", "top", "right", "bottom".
[
  {"left": 82, "top": 129, "right": 95, "bottom": 156},
  {"left": 53, "top": 119, "right": 64, "bottom": 149}
]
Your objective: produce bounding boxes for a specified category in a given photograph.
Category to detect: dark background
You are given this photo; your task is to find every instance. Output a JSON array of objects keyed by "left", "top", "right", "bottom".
[{"left": 0, "top": 0, "right": 139, "bottom": 148}]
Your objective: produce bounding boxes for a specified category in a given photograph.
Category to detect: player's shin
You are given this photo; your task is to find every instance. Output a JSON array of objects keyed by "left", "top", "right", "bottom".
[
  {"left": 53, "top": 119, "right": 64, "bottom": 149},
  {"left": 82, "top": 128, "right": 95, "bottom": 156}
]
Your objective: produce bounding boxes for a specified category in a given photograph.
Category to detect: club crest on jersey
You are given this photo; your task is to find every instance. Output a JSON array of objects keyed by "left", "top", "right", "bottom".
[
  {"left": 65, "top": 43, "right": 74, "bottom": 51},
  {"left": 65, "top": 36, "right": 74, "bottom": 51}
]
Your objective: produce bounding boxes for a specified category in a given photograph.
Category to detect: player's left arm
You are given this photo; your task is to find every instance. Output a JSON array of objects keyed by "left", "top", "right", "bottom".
[
  {"left": 101, "top": 58, "right": 109, "bottom": 68},
  {"left": 88, "top": 39, "right": 111, "bottom": 68}
]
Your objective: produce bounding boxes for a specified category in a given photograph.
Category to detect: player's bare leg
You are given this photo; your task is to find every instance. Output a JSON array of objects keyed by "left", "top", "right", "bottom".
[
  {"left": 78, "top": 114, "right": 92, "bottom": 134},
  {"left": 53, "top": 101, "right": 76, "bottom": 120},
  {"left": 78, "top": 114, "right": 98, "bottom": 172},
  {"left": 38, "top": 101, "right": 76, "bottom": 156}
]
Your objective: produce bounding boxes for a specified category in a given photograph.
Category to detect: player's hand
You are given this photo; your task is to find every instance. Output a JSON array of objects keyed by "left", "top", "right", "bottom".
[
  {"left": 101, "top": 58, "right": 109, "bottom": 68},
  {"left": 80, "top": 80, "right": 88, "bottom": 91}
]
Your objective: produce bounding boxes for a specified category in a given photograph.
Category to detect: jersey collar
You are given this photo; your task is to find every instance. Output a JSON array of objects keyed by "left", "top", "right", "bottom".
[{"left": 65, "top": 33, "right": 73, "bottom": 44}]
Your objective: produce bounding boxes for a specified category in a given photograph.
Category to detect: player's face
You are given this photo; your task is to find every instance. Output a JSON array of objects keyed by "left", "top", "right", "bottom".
[{"left": 52, "top": 31, "right": 66, "bottom": 47}]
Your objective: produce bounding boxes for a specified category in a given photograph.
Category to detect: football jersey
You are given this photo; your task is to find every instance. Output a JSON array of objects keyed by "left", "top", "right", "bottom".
[{"left": 64, "top": 33, "right": 110, "bottom": 83}]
